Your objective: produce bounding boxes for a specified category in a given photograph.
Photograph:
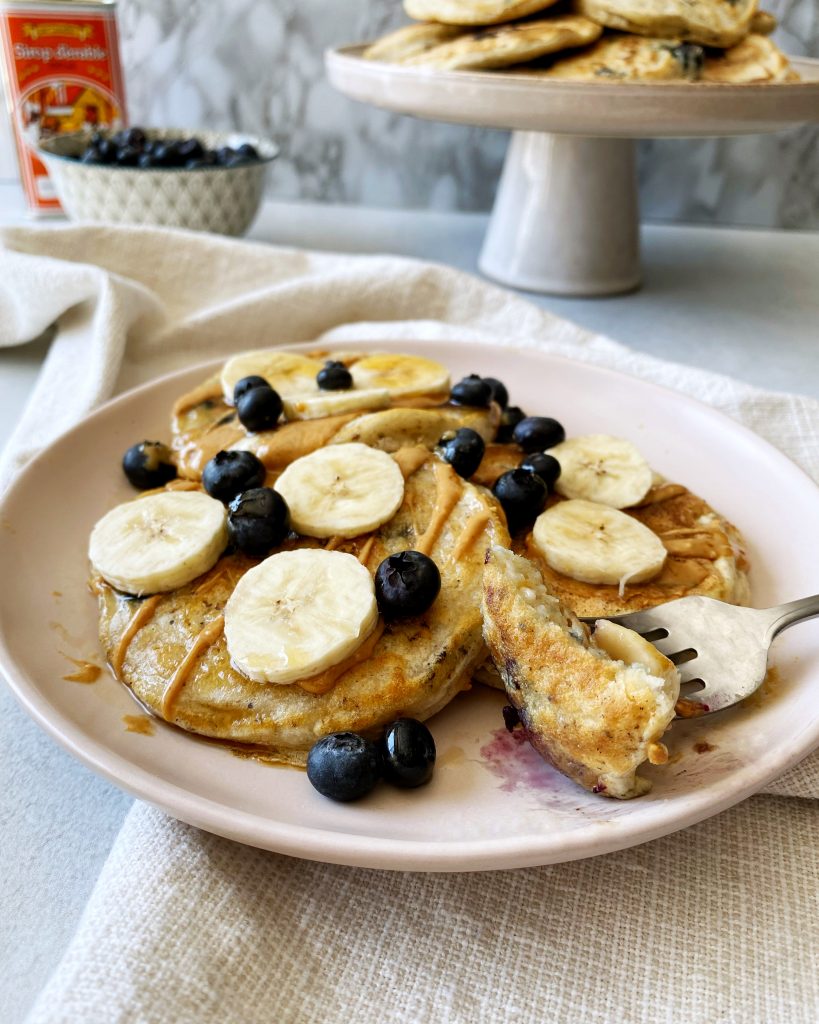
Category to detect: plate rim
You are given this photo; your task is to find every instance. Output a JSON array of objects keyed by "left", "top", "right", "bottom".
[{"left": 2, "top": 338, "right": 818, "bottom": 871}]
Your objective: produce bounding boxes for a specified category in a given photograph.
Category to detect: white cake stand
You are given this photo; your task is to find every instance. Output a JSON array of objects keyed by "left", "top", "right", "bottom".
[{"left": 326, "top": 47, "right": 819, "bottom": 295}]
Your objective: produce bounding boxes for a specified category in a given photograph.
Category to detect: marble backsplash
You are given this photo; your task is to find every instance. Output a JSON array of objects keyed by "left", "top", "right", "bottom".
[{"left": 8, "top": 0, "right": 819, "bottom": 227}]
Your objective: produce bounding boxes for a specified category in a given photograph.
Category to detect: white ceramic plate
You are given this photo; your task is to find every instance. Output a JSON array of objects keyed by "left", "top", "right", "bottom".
[{"left": 2, "top": 340, "right": 818, "bottom": 871}]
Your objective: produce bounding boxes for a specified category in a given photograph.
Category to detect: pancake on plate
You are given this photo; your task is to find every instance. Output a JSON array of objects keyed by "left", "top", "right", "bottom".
[
  {"left": 534, "top": 33, "right": 705, "bottom": 81},
  {"left": 363, "top": 23, "right": 468, "bottom": 62},
  {"left": 750, "top": 9, "right": 776, "bottom": 36},
  {"left": 94, "top": 452, "right": 509, "bottom": 765},
  {"left": 702, "top": 33, "right": 799, "bottom": 83},
  {"left": 403, "top": 0, "right": 562, "bottom": 27},
  {"left": 482, "top": 547, "right": 680, "bottom": 798},
  {"left": 171, "top": 349, "right": 500, "bottom": 479},
  {"left": 403, "top": 15, "right": 602, "bottom": 70},
  {"left": 573, "top": 0, "right": 759, "bottom": 48}
]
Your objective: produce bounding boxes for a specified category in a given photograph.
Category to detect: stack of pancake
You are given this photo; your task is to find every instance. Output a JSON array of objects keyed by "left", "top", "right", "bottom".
[
  {"left": 91, "top": 349, "right": 751, "bottom": 798},
  {"left": 363, "top": 0, "right": 798, "bottom": 84}
]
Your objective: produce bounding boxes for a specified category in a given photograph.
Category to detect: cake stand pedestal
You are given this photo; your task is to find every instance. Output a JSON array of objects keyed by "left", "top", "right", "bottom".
[{"left": 326, "top": 48, "right": 819, "bottom": 296}]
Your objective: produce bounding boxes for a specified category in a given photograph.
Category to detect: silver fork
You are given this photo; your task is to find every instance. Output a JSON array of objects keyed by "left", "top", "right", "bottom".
[{"left": 592, "top": 595, "right": 819, "bottom": 717}]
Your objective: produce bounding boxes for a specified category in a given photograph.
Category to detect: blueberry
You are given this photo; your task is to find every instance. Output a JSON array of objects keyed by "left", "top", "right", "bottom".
[
  {"left": 121, "top": 441, "right": 177, "bottom": 490},
  {"left": 381, "top": 718, "right": 436, "bottom": 788},
  {"left": 236, "top": 386, "right": 283, "bottom": 432},
  {"left": 492, "top": 468, "right": 548, "bottom": 534},
  {"left": 236, "top": 142, "right": 259, "bottom": 161},
  {"left": 519, "top": 452, "right": 561, "bottom": 490},
  {"left": 215, "top": 145, "right": 235, "bottom": 165},
  {"left": 223, "top": 152, "right": 253, "bottom": 168},
  {"left": 95, "top": 138, "right": 116, "bottom": 163},
  {"left": 137, "top": 153, "right": 156, "bottom": 169},
  {"left": 316, "top": 360, "right": 352, "bottom": 391},
  {"left": 227, "top": 487, "right": 289, "bottom": 556},
  {"left": 149, "top": 142, "right": 173, "bottom": 167},
  {"left": 512, "top": 416, "right": 566, "bottom": 453},
  {"left": 483, "top": 377, "right": 509, "bottom": 410},
  {"left": 176, "top": 137, "right": 204, "bottom": 161},
  {"left": 202, "top": 450, "right": 265, "bottom": 503},
  {"left": 450, "top": 374, "right": 492, "bottom": 408},
  {"left": 496, "top": 405, "right": 526, "bottom": 444},
  {"left": 115, "top": 144, "right": 141, "bottom": 167},
  {"left": 80, "top": 147, "right": 104, "bottom": 165},
  {"left": 233, "top": 375, "right": 270, "bottom": 404},
  {"left": 307, "top": 732, "right": 382, "bottom": 802},
  {"left": 437, "top": 427, "right": 485, "bottom": 479},
  {"left": 122, "top": 126, "right": 147, "bottom": 149},
  {"left": 375, "top": 550, "right": 441, "bottom": 621}
]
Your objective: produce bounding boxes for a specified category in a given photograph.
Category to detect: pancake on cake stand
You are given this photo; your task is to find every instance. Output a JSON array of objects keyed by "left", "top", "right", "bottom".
[{"left": 325, "top": 47, "right": 819, "bottom": 296}]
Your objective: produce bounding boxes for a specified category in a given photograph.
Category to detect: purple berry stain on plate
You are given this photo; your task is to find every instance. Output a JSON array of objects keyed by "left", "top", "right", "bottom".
[{"left": 478, "top": 725, "right": 557, "bottom": 794}]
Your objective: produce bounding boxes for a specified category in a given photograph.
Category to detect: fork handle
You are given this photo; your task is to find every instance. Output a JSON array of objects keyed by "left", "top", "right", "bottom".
[{"left": 765, "top": 595, "right": 819, "bottom": 640}]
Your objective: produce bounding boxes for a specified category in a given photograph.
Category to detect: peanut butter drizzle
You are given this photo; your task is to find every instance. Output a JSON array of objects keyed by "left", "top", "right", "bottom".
[
  {"left": 647, "top": 741, "right": 669, "bottom": 765},
  {"left": 660, "top": 528, "right": 733, "bottom": 560},
  {"left": 635, "top": 483, "right": 688, "bottom": 507},
  {"left": 112, "top": 596, "right": 162, "bottom": 677},
  {"left": 172, "top": 376, "right": 224, "bottom": 417},
  {"left": 62, "top": 658, "right": 101, "bottom": 684},
  {"left": 452, "top": 510, "right": 492, "bottom": 562},
  {"left": 415, "top": 461, "right": 463, "bottom": 557},
  {"left": 161, "top": 615, "right": 225, "bottom": 718},
  {"left": 357, "top": 535, "right": 377, "bottom": 567},
  {"left": 297, "top": 621, "right": 386, "bottom": 695},
  {"left": 123, "top": 714, "right": 155, "bottom": 736},
  {"left": 392, "top": 445, "right": 430, "bottom": 480},
  {"left": 324, "top": 536, "right": 343, "bottom": 552}
]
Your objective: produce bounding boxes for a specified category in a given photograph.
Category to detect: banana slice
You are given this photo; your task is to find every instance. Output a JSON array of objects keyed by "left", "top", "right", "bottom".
[
  {"left": 221, "top": 351, "right": 323, "bottom": 404},
  {"left": 532, "top": 499, "right": 666, "bottom": 586},
  {"left": 283, "top": 387, "right": 390, "bottom": 421},
  {"left": 593, "top": 619, "right": 676, "bottom": 681},
  {"left": 274, "top": 442, "right": 405, "bottom": 538},
  {"left": 224, "top": 549, "right": 378, "bottom": 684},
  {"left": 89, "top": 491, "right": 228, "bottom": 596},
  {"left": 349, "top": 353, "right": 450, "bottom": 400},
  {"left": 550, "top": 434, "right": 653, "bottom": 509}
]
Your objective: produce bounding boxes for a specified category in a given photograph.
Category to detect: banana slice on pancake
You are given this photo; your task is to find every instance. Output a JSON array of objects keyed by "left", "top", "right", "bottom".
[
  {"left": 550, "top": 434, "right": 653, "bottom": 508},
  {"left": 224, "top": 550, "right": 378, "bottom": 684},
  {"left": 275, "top": 443, "right": 405, "bottom": 538},
  {"left": 221, "top": 351, "right": 323, "bottom": 405},
  {"left": 89, "top": 491, "right": 227, "bottom": 596},
  {"left": 283, "top": 388, "right": 391, "bottom": 421},
  {"left": 532, "top": 499, "right": 667, "bottom": 586},
  {"left": 349, "top": 353, "right": 451, "bottom": 400},
  {"left": 482, "top": 546, "right": 679, "bottom": 798}
]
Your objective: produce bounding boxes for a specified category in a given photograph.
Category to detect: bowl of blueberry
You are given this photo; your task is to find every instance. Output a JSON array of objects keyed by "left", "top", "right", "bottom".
[{"left": 36, "top": 126, "right": 278, "bottom": 236}]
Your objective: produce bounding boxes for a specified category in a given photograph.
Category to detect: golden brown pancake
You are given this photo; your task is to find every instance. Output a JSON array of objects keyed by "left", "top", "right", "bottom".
[
  {"left": 403, "top": 15, "right": 602, "bottom": 70},
  {"left": 702, "top": 34, "right": 798, "bottom": 83},
  {"left": 363, "top": 23, "right": 468, "bottom": 63},
  {"left": 404, "top": 0, "right": 562, "bottom": 27},
  {"left": 534, "top": 33, "right": 705, "bottom": 82},
  {"left": 97, "top": 455, "right": 509, "bottom": 765},
  {"left": 573, "top": 0, "right": 758, "bottom": 48},
  {"left": 482, "top": 547, "right": 679, "bottom": 797}
]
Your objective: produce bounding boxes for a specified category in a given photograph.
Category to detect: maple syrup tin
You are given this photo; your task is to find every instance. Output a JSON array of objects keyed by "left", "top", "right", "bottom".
[{"left": 0, "top": 0, "right": 127, "bottom": 213}]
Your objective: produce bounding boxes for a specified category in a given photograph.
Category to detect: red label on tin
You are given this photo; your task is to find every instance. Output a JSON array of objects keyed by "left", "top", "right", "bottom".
[{"left": 0, "top": 5, "right": 128, "bottom": 211}]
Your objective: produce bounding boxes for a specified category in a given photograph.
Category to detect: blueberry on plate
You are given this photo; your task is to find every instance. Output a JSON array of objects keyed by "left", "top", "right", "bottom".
[
  {"left": 227, "top": 487, "right": 290, "bottom": 556},
  {"left": 215, "top": 145, "right": 235, "bottom": 166},
  {"left": 375, "top": 550, "right": 441, "bottom": 621},
  {"left": 233, "top": 374, "right": 270, "bottom": 405},
  {"left": 492, "top": 468, "right": 548, "bottom": 534},
  {"left": 115, "top": 144, "right": 141, "bottom": 167},
  {"left": 122, "top": 126, "right": 147, "bottom": 149},
  {"left": 307, "top": 732, "right": 382, "bottom": 802},
  {"left": 202, "top": 449, "right": 266, "bottom": 503},
  {"left": 512, "top": 416, "right": 566, "bottom": 453},
  {"left": 496, "top": 405, "right": 526, "bottom": 443},
  {"left": 519, "top": 452, "right": 561, "bottom": 490},
  {"left": 450, "top": 374, "right": 492, "bottom": 408},
  {"left": 235, "top": 142, "right": 259, "bottom": 161},
  {"left": 236, "top": 385, "right": 283, "bottom": 432},
  {"left": 316, "top": 360, "right": 352, "bottom": 391},
  {"left": 437, "top": 427, "right": 485, "bottom": 479},
  {"left": 381, "top": 718, "right": 436, "bottom": 788},
  {"left": 137, "top": 153, "right": 155, "bottom": 169},
  {"left": 122, "top": 441, "right": 177, "bottom": 490},
  {"left": 483, "top": 376, "right": 509, "bottom": 410},
  {"left": 80, "top": 148, "right": 104, "bottom": 165}
]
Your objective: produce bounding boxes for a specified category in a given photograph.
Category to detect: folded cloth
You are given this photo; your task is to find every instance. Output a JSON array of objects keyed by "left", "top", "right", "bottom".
[{"left": 1, "top": 225, "right": 817, "bottom": 1024}]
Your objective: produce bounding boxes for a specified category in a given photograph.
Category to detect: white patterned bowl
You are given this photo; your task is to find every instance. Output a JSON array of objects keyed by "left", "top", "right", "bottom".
[{"left": 37, "top": 128, "right": 278, "bottom": 236}]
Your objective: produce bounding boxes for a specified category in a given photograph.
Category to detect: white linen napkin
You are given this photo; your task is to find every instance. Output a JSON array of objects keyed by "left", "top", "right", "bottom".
[{"left": 2, "top": 225, "right": 817, "bottom": 1024}]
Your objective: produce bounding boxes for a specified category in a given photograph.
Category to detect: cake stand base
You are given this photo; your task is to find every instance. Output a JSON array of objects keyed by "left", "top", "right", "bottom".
[{"left": 479, "top": 133, "right": 640, "bottom": 297}]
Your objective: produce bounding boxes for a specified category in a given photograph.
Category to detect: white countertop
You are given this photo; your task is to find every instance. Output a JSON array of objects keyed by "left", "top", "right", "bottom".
[{"left": 2, "top": 183, "right": 819, "bottom": 1022}]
